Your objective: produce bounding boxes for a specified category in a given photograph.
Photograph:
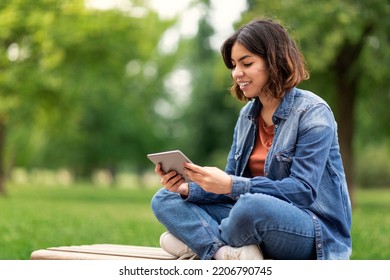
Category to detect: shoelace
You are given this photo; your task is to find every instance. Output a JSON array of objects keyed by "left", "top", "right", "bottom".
[
  {"left": 224, "top": 247, "right": 240, "bottom": 260},
  {"left": 178, "top": 252, "right": 198, "bottom": 260}
]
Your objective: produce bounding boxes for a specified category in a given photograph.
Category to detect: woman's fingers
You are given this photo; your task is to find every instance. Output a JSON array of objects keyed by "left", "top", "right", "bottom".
[
  {"left": 184, "top": 162, "right": 204, "bottom": 174},
  {"left": 184, "top": 163, "right": 232, "bottom": 194},
  {"left": 154, "top": 164, "right": 184, "bottom": 190}
]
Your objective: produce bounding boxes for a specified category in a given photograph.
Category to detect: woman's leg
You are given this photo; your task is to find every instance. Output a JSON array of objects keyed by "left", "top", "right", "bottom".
[
  {"left": 151, "top": 188, "right": 233, "bottom": 260},
  {"left": 219, "top": 193, "right": 316, "bottom": 260}
]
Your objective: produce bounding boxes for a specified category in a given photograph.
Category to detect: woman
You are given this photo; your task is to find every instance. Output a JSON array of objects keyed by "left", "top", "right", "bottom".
[{"left": 151, "top": 18, "right": 352, "bottom": 260}]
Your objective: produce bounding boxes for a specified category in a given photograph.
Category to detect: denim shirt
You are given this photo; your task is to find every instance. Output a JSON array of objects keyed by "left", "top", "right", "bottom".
[{"left": 187, "top": 87, "right": 352, "bottom": 260}]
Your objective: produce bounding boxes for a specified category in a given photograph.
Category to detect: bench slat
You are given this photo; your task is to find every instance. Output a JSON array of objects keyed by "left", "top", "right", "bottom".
[{"left": 31, "top": 244, "right": 177, "bottom": 260}]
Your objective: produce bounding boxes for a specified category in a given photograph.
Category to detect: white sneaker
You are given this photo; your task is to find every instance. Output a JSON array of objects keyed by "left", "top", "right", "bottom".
[
  {"left": 159, "top": 232, "right": 198, "bottom": 260},
  {"left": 223, "top": 245, "right": 264, "bottom": 260}
]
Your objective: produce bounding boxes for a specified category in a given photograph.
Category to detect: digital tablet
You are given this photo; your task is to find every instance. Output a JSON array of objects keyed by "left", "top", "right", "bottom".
[{"left": 147, "top": 150, "right": 193, "bottom": 182}]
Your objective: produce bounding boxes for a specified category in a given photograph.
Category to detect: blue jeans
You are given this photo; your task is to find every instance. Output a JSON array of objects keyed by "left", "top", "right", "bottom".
[{"left": 151, "top": 188, "right": 316, "bottom": 260}]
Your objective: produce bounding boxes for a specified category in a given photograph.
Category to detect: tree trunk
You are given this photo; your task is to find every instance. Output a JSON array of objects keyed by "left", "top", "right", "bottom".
[
  {"left": 333, "top": 24, "right": 374, "bottom": 207},
  {"left": 336, "top": 77, "right": 356, "bottom": 207}
]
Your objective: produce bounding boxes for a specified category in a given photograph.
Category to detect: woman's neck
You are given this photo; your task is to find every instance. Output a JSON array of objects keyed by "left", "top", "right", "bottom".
[{"left": 259, "top": 94, "right": 281, "bottom": 126}]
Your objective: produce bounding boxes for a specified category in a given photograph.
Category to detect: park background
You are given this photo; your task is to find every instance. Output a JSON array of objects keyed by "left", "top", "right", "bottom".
[{"left": 0, "top": 0, "right": 389, "bottom": 259}]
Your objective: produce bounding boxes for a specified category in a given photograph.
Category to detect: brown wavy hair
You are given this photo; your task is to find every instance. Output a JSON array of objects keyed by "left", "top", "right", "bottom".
[{"left": 221, "top": 18, "right": 309, "bottom": 101}]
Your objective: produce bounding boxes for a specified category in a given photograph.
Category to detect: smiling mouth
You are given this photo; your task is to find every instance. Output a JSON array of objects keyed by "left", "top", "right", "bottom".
[{"left": 238, "top": 81, "right": 251, "bottom": 89}]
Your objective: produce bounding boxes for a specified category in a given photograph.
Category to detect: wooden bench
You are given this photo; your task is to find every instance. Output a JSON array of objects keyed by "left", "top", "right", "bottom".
[{"left": 30, "top": 244, "right": 177, "bottom": 260}]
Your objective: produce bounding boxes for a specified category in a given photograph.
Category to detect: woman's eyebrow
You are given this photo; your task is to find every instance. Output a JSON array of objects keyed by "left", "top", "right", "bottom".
[{"left": 231, "top": 54, "right": 253, "bottom": 63}]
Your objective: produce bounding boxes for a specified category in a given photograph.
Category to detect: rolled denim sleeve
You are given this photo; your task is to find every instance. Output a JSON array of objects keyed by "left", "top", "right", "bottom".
[
  {"left": 185, "top": 182, "right": 235, "bottom": 204},
  {"left": 228, "top": 175, "right": 250, "bottom": 200}
]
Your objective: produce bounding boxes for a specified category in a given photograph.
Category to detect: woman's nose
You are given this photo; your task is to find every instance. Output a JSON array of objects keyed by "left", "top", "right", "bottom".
[{"left": 232, "top": 68, "right": 244, "bottom": 79}]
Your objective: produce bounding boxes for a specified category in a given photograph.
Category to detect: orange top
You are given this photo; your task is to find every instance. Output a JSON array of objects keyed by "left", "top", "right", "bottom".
[{"left": 248, "top": 115, "right": 275, "bottom": 177}]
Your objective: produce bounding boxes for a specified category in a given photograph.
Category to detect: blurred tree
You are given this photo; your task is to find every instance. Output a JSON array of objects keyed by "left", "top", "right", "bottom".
[
  {"left": 241, "top": 0, "right": 390, "bottom": 203},
  {"left": 0, "top": 0, "right": 77, "bottom": 193},
  {"left": 167, "top": 0, "right": 242, "bottom": 168},
  {"left": 0, "top": 0, "right": 177, "bottom": 192},
  {"left": 34, "top": 5, "right": 177, "bottom": 179}
]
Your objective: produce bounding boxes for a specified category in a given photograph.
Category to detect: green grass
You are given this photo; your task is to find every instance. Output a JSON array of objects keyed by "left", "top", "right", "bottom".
[
  {"left": 0, "top": 184, "right": 389, "bottom": 259},
  {"left": 350, "top": 188, "right": 390, "bottom": 259},
  {"left": 0, "top": 184, "right": 166, "bottom": 260}
]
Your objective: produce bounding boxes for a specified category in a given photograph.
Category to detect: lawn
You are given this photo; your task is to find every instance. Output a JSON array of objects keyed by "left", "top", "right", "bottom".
[
  {"left": 0, "top": 184, "right": 389, "bottom": 260},
  {"left": 350, "top": 188, "right": 390, "bottom": 259}
]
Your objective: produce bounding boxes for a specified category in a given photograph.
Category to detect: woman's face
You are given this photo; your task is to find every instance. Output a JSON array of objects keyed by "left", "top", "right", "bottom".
[{"left": 231, "top": 42, "right": 269, "bottom": 99}]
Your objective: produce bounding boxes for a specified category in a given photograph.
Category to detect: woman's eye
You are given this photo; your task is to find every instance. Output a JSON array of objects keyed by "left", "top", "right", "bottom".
[{"left": 243, "top": 62, "right": 253, "bottom": 67}]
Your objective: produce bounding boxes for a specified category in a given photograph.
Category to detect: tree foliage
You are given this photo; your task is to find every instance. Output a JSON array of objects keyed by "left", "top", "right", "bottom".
[
  {"left": 175, "top": 5, "right": 242, "bottom": 168},
  {"left": 0, "top": 0, "right": 178, "bottom": 190}
]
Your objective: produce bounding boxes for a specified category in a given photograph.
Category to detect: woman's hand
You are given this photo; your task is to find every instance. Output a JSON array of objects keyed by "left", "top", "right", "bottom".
[
  {"left": 155, "top": 164, "right": 189, "bottom": 196},
  {"left": 184, "top": 162, "right": 232, "bottom": 194}
]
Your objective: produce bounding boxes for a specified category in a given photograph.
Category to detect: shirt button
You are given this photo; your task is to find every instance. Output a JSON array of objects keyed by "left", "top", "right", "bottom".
[{"left": 318, "top": 243, "right": 322, "bottom": 248}]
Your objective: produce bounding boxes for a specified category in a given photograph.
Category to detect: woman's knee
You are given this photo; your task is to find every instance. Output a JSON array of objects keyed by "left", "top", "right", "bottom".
[
  {"left": 151, "top": 188, "right": 182, "bottom": 218},
  {"left": 230, "top": 193, "right": 275, "bottom": 221},
  {"left": 220, "top": 194, "right": 283, "bottom": 240},
  {"left": 219, "top": 194, "right": 268, "bottom": 243},
  {"left": 151, "top": 188, "right": 167, "bottom": 216}
]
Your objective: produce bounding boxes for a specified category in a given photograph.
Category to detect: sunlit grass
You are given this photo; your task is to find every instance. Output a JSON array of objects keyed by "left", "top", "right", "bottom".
[
  {"left": 0, "top": 184, "right": 165, "bottom": 259},
  {"left": 350, "top": 188, "right": 390, "bottom": 260}
]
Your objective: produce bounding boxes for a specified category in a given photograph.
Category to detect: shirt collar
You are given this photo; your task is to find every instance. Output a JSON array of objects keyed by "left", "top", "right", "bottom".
[
  {"left": 274, "top": 88, "right": 296, "bottom": 120},
  {"left": 245, "top": 88, "right": 296, "bottom": 121}
]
